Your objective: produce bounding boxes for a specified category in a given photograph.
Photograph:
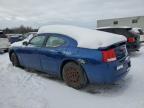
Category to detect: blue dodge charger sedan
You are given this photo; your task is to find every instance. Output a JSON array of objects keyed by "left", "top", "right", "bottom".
[{"left": 9, "top": 25, "right": 131, "bottom": 89}]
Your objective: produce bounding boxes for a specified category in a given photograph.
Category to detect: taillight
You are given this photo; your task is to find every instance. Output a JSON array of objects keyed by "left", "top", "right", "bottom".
[
  {"left": 127, "top": 37, "right": 135, "bottom": 43},
  {"left": 102, "top": 49, "right": 117, "bottom": 62}
]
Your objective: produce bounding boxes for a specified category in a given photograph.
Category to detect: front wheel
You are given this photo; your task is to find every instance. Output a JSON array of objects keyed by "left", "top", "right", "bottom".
[
  {"left": 62, "top": 62, "right": 88, "bottom": 89},
  {"left": 11, "top": 53, "right": 20, "bottom": 67}
]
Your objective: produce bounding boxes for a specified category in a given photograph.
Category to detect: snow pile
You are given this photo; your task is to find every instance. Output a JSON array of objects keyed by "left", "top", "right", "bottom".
[
  {"left": 38, "top": 25, "right": 126, "bottom": 49},
  {"left": 0, "top": 47, "right": 144, "bottom": 108}
]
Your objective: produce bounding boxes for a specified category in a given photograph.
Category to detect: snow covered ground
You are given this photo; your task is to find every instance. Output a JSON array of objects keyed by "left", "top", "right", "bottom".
[{"left": 0, "top": 46, "right": 144, "bottom": 108}]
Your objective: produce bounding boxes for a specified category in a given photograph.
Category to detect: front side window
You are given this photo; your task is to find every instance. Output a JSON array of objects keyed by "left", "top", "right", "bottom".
[
  {"left": 29, "top": 36, "right": 45, "bottom": 47},
  {"left": 46, "top": 36, "right": 65, "bottom": 47}
]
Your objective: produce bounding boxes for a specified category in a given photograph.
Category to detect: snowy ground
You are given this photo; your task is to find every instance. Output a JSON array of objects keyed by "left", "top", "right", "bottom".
[{"left": 0, "top": 46, "right": 144, "bottom": 108}]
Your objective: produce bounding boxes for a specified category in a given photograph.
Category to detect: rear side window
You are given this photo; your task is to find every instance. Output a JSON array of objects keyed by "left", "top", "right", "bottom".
[
  {"left": 29, "top": 36, "right": 45, "bottom": 47},
  {"left": 46, "top": 36, "right": 65, "bottom": 47}
]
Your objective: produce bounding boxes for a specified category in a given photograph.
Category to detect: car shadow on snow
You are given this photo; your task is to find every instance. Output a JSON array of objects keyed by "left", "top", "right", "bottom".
[
  {"left": 83, "top": 75, "right": 133, "bottom": 96},
  {"left": 12, "top": 65, "right": 133, "bottom": 95},
  {"left": 22, "top": 67, "right": 64, "bottom": 84},
  {"left": 27, "top": 68, "right": 133, "bottom": 96}
]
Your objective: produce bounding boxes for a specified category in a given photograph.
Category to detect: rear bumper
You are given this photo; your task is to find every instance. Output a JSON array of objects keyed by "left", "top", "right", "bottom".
[{"left": 82, "top": 56, "right": 131, "bottom": 84}]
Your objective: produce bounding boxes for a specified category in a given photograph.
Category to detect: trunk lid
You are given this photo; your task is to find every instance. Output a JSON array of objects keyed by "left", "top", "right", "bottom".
[{"left": 99, "top": 42, "right": 127, "bottom": 61}]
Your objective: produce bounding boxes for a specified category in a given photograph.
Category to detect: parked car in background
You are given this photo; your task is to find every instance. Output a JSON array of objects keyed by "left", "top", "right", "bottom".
[
  {"left": 8, "top": 34, "right": 23, "bottom": 44},
  {"left": 10, "top": 32, "right": 37, "bottom": 47},
  {"left": 8, "top": 32, "right": 37, "bottom": 44},
  {"left": 0, "top": 31, "right": 10, "bottom": 52},
  {"left": 9, "top": 25, "right": 130, "bottom": 89},
  {"left": 131, "top": 28, "right": 144, "bottom": 42},
  {"left": 97, "top": 27, "right": 141, "bottom": 52}
]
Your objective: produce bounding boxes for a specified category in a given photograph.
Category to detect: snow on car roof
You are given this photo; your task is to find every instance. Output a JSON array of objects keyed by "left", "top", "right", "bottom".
[{"left": 38, "top": 25, "right": 126, "bottom": 49}]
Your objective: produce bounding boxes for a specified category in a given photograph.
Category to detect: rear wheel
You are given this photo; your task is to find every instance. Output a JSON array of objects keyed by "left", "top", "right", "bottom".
[
  {"left": 62, "top": 62, "right": 88, "bottom": 89},
  {"left": 11, "top": 53, "right": 20, "bottom": 67}
]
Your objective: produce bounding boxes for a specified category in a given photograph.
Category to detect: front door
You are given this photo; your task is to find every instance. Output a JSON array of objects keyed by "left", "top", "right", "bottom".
[{"left": 18, "top": 35, "right": 46, "bottom": 70}]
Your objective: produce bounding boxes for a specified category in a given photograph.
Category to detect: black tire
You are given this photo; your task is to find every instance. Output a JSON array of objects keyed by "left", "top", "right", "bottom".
[
  {"left": 62, "top": 62, "right": 88, "bottom": 89},
  {"left": 11, "top": 53, "right": 20, "bottom": 67}
]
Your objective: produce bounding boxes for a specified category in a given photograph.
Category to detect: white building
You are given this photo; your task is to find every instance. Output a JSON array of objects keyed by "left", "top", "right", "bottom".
[{"left": 97, "top": 16, "right": 144, "bottom": 30}]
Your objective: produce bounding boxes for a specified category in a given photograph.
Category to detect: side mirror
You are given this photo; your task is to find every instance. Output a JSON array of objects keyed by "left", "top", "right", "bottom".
[{"left": 22, "top": 41, "right": 28, "bottom": 46}]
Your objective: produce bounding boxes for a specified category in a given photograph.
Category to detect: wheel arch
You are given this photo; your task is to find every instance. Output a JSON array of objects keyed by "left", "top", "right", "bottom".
[
  {"left": 60, "top": 59, "right": 89, "bottom": 82},
  {"left": 9, "top": 49, "right": 15, "bottom": 61}
]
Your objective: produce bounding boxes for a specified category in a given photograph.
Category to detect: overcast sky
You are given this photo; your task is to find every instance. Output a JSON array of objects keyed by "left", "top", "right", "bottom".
[{"left": 0, "top": 0, "right": 144, "bottom": 29}]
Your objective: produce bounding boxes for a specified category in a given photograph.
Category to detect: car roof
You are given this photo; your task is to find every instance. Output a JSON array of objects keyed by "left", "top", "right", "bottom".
[{"left": 38, "top": 25, "right": 126, "bottom": 49}]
